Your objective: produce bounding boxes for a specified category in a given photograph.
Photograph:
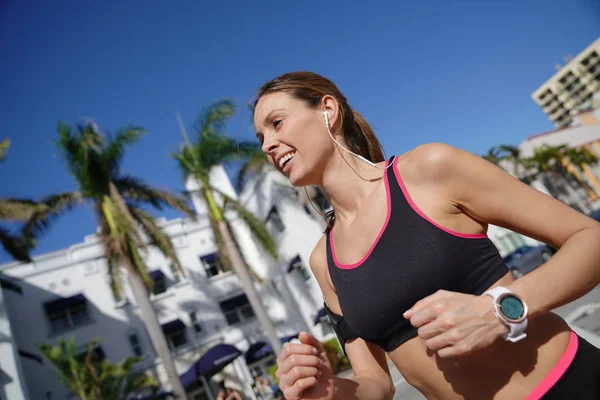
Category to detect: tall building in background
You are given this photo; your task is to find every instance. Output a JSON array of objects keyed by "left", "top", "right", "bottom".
[{"left": 531, "top": 37, "right": 600, "bottom": 128}]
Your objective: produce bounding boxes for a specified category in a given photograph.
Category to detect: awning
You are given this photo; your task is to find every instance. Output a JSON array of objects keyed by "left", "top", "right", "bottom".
[
  {"left": 150, "top": 270, "right": 165, "bottom": 280},
  {"left": 161, "top": 319, "right": 185, "bottom": 335},
  {"left": 200, "top": 253, "right": 218, "bottom": 263},
  {"left": 0, "top": 278, "right": 23, "bottom": 295},
  {"left": 245, "top": 334, "right": 300, "bottom": 365},
  {"left": 244, "top": 342, "right": 271, "bottom": 365},
  {"left": 219, "top": 293, "right": 249, "bottom": 312},
  {"left": 313, "top": 308, "right": 327, "bottom": 325},
  {"left": 287, "top": 255, "right": 302, "bottom": 273},
  {"left": 136, "top": 391, "right": 173, "bottom": 400},
  {"left": 180, "top": 343, "right": 242, "bottom": 387},
  {"left": 44, "top": 294, "right": 86, "bottom": 314}
]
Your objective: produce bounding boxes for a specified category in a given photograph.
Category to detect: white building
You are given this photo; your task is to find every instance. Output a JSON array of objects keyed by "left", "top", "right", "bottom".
[
  {"left": 489, "top": 111, "right": 600, "bottom": 256},
  {"left": 0, "top": 165, "right": 335, "bottom": 400}
]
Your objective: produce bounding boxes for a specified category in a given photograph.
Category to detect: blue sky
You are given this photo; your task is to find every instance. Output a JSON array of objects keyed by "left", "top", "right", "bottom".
[{"left": 1, "top": 0, "right": 599, "bottom": 261}]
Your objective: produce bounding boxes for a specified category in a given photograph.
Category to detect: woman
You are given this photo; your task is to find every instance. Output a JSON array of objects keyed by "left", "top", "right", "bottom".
[{"left": 253, "top": 72, "right": 600, "bottom": 400}]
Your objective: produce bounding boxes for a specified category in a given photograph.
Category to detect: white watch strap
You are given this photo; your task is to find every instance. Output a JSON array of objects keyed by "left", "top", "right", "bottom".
[{"left": 483, "top": 286, "right": 528, "bottom": 342}]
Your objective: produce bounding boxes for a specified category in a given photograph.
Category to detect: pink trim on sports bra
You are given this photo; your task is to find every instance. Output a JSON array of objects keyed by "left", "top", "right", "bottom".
[
  {"left": 330, "top": 159, "right": 392, "bottom": 269},
  {"left": 392, "top": 156, "right": 488, "bottom": 239},
  {"left": 526, "top": 331, "right": 578, "bottom": 400}
]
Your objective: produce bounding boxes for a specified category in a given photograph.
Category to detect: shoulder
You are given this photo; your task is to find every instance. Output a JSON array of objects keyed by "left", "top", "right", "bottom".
[
  {"left": 309, "top": 234, "right": 338, "bottom": 296},
  {"left": 399, "top": 142, "right": 474, "bottom": 185},
  {"left": 309, "top": 235, "right": 327, "bottom": 274}
]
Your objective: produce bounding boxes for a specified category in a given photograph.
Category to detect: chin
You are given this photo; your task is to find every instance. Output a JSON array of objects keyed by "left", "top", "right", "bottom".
[{"left": 288, "top": 169, "right": 315, "bottom": 187}]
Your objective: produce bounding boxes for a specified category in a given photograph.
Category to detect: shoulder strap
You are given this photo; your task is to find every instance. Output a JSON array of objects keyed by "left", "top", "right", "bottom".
[{"left": 323, "top": 302, "right": 359, "bottom": 355}]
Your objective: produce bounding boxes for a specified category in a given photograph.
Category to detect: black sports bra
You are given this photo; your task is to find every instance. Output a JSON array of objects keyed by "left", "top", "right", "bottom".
[{"left": 325, "top": 156, "right": 507, "bottom": 352}]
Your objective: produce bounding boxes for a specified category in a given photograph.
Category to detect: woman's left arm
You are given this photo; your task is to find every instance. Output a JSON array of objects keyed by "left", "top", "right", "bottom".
[{"left": 404, "top": 143, "right": 600, "bottom": 356}]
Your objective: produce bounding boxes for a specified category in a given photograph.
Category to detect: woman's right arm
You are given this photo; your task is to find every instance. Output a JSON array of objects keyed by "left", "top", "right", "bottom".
[{"left": 275, "top": 236, "right": 396, "bottom": 400}]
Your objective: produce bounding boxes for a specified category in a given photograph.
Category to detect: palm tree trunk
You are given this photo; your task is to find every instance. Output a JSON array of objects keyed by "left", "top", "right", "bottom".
[
  {"left": 127, "top": 266, "right": 188, "bottom": 400},
  {"left": 216, "top": 220, "right": 283, "bottom": 355}
]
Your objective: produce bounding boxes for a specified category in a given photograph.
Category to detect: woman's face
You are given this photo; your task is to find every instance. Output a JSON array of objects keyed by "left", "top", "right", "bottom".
[{"left": 254, "top": 91, "right": 334, "bottom": 186}]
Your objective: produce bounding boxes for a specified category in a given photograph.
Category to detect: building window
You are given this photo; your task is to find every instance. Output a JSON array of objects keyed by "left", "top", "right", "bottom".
[
  {"left": 168, "top": 330, "right": 187, "bottom": 349},
  {"left": 44, "top": 294, "right": 90, "bottom": 333},
  {"left": 188, "top": 311, "right": 202, "bottom": 333},
  {"left": 200, "top": 253, "right": 224, "bottom": 278},
  {"left": 266, "top": 207, "right": 285, "bottom": 234},
  {"left": 150, "top": 270, "right": 168, "bottom": 295},
  {"left": 162, "top": 320, "right": 188, "bottom": 350},
  {"left": 128, "top": 331, "right": 143, "bottom": 356},
  {"left": 220, "top": 294, "right": 256, "bottom": 326},
  {"left": 288, "top": 255, "right": 311, "bottom": 281},
  {"left": 75, "top": 344, "right": 106, "bottom": 364},
  {"left": 169, "top": 263, "right": 181, "bottom": 284}
]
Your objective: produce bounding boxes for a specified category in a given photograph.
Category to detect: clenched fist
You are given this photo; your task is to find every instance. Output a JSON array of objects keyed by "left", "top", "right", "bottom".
[{"left": 276, "top": 332, "right": 335, "bottom": 400}]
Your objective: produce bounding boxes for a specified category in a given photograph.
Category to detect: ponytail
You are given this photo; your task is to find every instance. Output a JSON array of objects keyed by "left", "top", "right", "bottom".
[{"left": 350, "top": 110, "right": 385, "bottom": 163}]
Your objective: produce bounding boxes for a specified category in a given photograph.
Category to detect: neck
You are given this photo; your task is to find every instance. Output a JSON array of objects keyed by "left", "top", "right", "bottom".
[{"left": 318, "top": 150, "right": 387, "bottom": 224}]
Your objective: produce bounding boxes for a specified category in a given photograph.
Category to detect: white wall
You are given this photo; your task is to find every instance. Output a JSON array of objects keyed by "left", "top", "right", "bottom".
[
  {"left": 0, "top": 166, "right": 319, "bottom": 399},
  {"left": 238, "top": 168, "right": 332, "bottom": 341},
  {"left": 0, "top": 286, "right": 29, "bottom": 400}
]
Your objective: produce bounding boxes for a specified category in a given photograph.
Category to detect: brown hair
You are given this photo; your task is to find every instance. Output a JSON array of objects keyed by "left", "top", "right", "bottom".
[{"left": 255, "top": 71, "right": 385, "bottom": 232}]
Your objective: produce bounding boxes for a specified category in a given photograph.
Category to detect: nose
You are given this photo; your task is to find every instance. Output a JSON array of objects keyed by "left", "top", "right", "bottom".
[{"left": 261, "top": 134, "right": 279, "bottom": 155}]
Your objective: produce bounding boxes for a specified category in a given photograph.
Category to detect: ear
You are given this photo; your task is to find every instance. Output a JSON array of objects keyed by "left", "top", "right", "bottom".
[{"left": 320, "top": 95, "right": 341, "bottom": 132}]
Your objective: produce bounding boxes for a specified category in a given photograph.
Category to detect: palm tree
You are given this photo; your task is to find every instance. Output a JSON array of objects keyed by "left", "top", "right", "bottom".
[
  {"left": 173, "top": 100, "right": 283, "bottom": 355},
  {"left": 481, "top": 146, "right": 504, "bottom": 167},
  {"left": 0, "top": 138, "right": 47, "bottom": 262},
  {"left": 498, "top": 144, "right": 533, "bottom": 184},
  {"left": 525, "top": 144, "right": 592, "bottom": 212},
  {"left": 562, "top": 146, "right": 600, "bottom": 210},
  {"left": 39, "top": 337, "right": 159, "bottom": 400},
  {"left": 24, "top": 122, "right": 192, "bottom": 399}
]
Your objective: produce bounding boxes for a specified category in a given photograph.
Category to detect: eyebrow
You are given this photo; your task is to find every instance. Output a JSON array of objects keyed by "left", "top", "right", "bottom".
[{"left": 255, "top": 108, "right": 285, "bottom": 138}]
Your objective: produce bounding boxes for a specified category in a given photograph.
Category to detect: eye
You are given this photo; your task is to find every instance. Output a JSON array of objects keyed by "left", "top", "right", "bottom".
[{"left": 272, "top": 119, "right": 282, "bottom": 129}]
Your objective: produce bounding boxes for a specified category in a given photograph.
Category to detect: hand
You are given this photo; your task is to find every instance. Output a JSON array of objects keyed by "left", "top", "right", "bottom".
[
  {"left": 276, "top": 332, "right": 334, "bottom": 400},
  {"left": 403, "top": 290, "right": 509, "bottom": 358}
]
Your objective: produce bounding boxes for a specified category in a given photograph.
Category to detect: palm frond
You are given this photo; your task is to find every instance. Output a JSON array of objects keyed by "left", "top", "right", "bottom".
[
  {"left": 105, "top": 126, "right": 146, "bottom": 174},
  {"left": 22, "top": 191, "right": 84, "bottom": 239},
  {"left": 128, "top": 206, "right": 184, "bottom": 275},
  {"left": 114, "top": 175, "right": 194, "bottom": 218},
  {"left": 0, "top": 227, "right": 32, "bottom": 262},
  {"left": 211, "top": 186, "right": 278, "bottom": 260},
  {"left": 0, "top": 198, "right": 47, "bottom": 221},
  {"left": 0, "top": 138, "right": 9, "bottom": 161},
  {"left": 198, "top": 134, "right": 261, "bottom": 170},
  {"left": 195, "top": 99, "right": 236, "bottom": 138},
  {"left": 171, "top": 145, "right": 203, "bottom": 181}
]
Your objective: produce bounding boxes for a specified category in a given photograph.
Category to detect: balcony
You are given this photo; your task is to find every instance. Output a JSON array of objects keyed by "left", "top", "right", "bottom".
[
  {"left": 549, "top": 105, "right": 567, "bottom": 118},
  {"left": 557, "top": 73, "right": 578, "bottom": 87},
  {"left": 541, "top": 97, "right": 559, "bottom": 111}
]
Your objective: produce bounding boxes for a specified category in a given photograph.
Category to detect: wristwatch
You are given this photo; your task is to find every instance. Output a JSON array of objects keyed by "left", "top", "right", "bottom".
[{"left": 483, "top": 286, "right": 528, "bottom": 343}]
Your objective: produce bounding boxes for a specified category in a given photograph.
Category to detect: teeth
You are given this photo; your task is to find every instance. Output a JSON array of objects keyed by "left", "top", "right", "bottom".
[{"left": 278, "top": 152, "right": 296, "bottom": 168}]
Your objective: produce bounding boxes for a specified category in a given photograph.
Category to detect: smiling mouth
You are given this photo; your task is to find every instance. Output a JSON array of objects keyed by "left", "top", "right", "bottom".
[{"left": 278, "top": 151, "right": 296, "bottom": 169}]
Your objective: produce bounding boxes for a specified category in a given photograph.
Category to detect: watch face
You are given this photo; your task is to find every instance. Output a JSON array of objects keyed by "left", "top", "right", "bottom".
[{"left": 499, "top": 295, "right": 525, "bottom": 321}]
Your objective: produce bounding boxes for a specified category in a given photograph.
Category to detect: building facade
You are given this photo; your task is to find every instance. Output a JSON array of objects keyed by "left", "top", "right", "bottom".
[
  {"left": 531, "top": 37, "right": 600, "bottom": 128},
  {"left": 490, "top": 109, "right": 600, "bottom": 257},
  {"left": 0, "top": 165, "right": 334, "bottom": 400}
]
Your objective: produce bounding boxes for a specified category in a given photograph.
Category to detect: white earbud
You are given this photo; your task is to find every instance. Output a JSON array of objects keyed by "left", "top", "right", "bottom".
[
  {"left": 322, "top": 110, "right": 393, "bottom": 170},
  {"left": 323, "top": 111, "right": 330, "bottom": 127}
]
